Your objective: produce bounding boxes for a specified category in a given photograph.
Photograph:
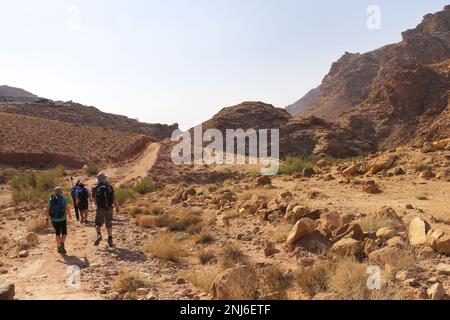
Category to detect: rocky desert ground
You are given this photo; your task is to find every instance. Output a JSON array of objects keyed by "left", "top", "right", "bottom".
[{"left": 0, "top": 5, "right": 450, "bottom": 302}]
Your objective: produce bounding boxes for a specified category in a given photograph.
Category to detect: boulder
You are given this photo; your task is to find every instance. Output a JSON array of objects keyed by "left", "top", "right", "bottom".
[
  {"left": 408, "top": 217, "right": 431, "bottom": 246},
  {"left": 368, "top": 247, "right": 406, "bottom": 266},
  {"left": 320, "top": 212, "right": 343, "bottom": 231},
  {"left": 285, "top": 206, "right": 310, "bottom": 224},
  {"left": 257, "top": 176, "right": 272, "bottom": 186},
  {"left": 363, "top": 181, "right": 382, "bottom": 194},
  {"left": 331, "top": 238, "right": 363, "bottom": 257},
  {"left": 367, "top": 154, "right": 397, "bottom": 174},
  {"left": 303, "top": 168, "right": 316, "bottom": 178},
  {"left": 427, "top": 283, "right": 446, "bottom": 300},
  {"left": 332, "top": 223, "right": 364, "bottom": 242},
  {"left": 375, "top": 206, "right": 401, "bottom": 221},
  {"left": 436, "top": 263, "right": 450, "bottom": 276},
  {"left": 419, "top": 169, "right": 435, "bottom": 180},
  {"left": 435, "top": 234, "right": 450, "bottom": 255},
  {"left": 182, "top": 188, "right": 196, "bottom": 201},
  {"left": 0, "top": 283, "right": 15, "bottom": 300},
  {"left": 210, "top": 266, "right": 258, "bottom": 300},
  {"left": 432, "top": 138, "right": 450, "bottom": 150},
  {"left": 286, "top": 218, "right": 318, "bottom": 246},
  {"left": 316, "top": 159, "right": 329, "bottom": 168},
  {"left": 240, "top": 195, "right": 266, "bottom": 215},
  {"left": 376, "top": 227, "right": 397, "bottom": 240}
]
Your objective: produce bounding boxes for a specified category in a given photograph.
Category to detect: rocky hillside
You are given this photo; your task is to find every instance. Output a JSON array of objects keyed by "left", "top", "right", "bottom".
[
  {"left": 0, "top": 85, "right": 39, "bottom": 102},
  {"left": 286, "top": 87, "right": 320, "bottom": 115},
  {"left": 290, "top": 5, "right": 450, "bottom": 151},
  {"left": 0, "top": 112, "right": 151, "bottom": 167},
  {"left": 0, "top": 99, "right": 178, "bottom": 141},
  {"left": 191, "top": 101, "right": 373, "bottom": 158}
]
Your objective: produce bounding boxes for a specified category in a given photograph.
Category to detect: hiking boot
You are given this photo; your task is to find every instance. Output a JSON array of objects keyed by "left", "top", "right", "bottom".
[
  {"left": 94, "top": 234, "right": 102, "bottom": 246},
  {"left": 57, "top": 245, "right": 62, "bottom": 254},
  {"left": 59, "top": 243, "right": 67, "bottom": 255},
  {"left": 108, "top": 237, "right": 114, "bottom": 248}
]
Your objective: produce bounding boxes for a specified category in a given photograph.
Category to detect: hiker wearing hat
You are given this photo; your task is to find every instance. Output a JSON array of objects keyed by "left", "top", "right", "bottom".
[
  {"left": 47, "top": 187, "right": 73, "bottom": 254},
  {"left": 92, "top": 173, "right": 120, "bottom": 247}
]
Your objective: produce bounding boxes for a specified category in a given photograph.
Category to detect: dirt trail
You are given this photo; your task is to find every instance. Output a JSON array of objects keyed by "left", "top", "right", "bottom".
[{"left": 0, "top": 143, "right": 163, "bottom": 300}]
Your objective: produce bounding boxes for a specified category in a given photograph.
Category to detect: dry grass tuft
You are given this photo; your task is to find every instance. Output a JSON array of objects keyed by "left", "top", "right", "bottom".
[
  {"left": 26, "top": 218, "right": 48, "bottom": 233},
  {"left": 260, "top": 266, "right": 293, "bottom": 299},
  {"left": 219, "top": 244, "right": 247, "bottom": 270},
  {"left": 198, "top": 249, "right": 216, "bottom": 265},
  {"left": 269, "top": 224, "right": 291, "bottom": 243},
  {"left": 113, "top": 270, "right": 151, "bottom": 295},
  {"left": 144, "top": 234, "right": 183, "bottom": 262},
  {"left": 194, "top": 231, "right": 214, "bottom": 244},
  {"left": 180, "top": 269, "right": 219, "bottom": 293}
]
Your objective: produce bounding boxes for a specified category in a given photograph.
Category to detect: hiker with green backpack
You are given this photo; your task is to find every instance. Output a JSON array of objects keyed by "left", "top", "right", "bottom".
[
  {"left": 92, "top": 173, "right": 120, "bottom": 247},
  {"left": 47, "top": 187, "right": 73, "bottom": 255}
]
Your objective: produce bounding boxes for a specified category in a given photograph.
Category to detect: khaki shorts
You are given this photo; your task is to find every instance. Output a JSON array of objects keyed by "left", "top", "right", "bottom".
[{"left": 95, "top": 208, "right": 113, "bottom": 229}]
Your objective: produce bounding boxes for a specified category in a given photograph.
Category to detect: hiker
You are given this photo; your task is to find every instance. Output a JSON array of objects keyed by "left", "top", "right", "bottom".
[
  {"left": 92, "top": 173, "right": 120, "bottom": 247},
  {"left": 76, "top": 182, "right": 90, "bottom": 224},
  {"left": 71, "top": 180, "right": 81, "bottom": 221},
  {"left": 47, "top": 187, "right": 73, "bottom": 255}
]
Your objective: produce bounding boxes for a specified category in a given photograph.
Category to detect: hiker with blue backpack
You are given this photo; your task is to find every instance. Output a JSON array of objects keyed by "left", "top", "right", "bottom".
[{"left": 47, "top": 187, "right": 73, "bottom": 255}]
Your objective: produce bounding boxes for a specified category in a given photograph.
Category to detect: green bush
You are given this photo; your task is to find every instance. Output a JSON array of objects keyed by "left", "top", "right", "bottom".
[
  {"left": 115, "top": 188, "right": 137, "bottom": 205},
  {"left": 83, "top": 164, "right": 100, "bottom": 175},
  {"left": 133, "top": 178, "right": 155, "bottom": 195},
  {"left": 279, "top": 156, "right": 315, "bottom": 175},
  {"left": 8, "top": 166, "right": 66, "bottom": 204}
]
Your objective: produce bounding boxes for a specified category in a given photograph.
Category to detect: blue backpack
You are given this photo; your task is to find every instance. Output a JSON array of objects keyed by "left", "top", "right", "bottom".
[{"left": 49, "top": 194, "right": 66, "bottom": 220}]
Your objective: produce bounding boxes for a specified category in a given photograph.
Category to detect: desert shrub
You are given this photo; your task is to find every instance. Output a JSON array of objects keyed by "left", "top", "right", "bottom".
[
  {"left": 8, "top": 166, "right": 66, "bottom": 204},
  {"left": 296, "top": 260, "right": 334, "bottom": 296},
  {"left": 327, "top": 258, "right": 370, "bottom": 300},
  {"left": 136, "top": 215, "right": 156, "bottom": 229},
  {"left": 113, "top": 270, "right": 151, "bottom": 295},
  {"left": 144, "top": 234, "right": 183, "bottom": 262},
  {"left": 198, "top": 249, "right": 216, "bottom": 265},
  {"left": 155, "top": 209, "right": 203, "bottom": 233},
  {"left": 115, "top": 188, "right": 136, "bottom": 205},
  {"left": 261, "top": 266, "right": 293, "bottom": 299},
  {"left": 16, "top": 233, "right": 39, "bottom": 252},
  {"left": 180, "top": 269, "right": 219, "bottom": 293},
  {"left": 220, "top": 244, "right": 246, "bottom": 270},
  {"left": 26, "top": 218, "right": 48, "bottom": 233},
  {"left": 195, "top": 231, "right": 214, "bottom": 244},
  {"left": 269, "top": 224, "right": 292, "bottom": 243},
  {"left": 83, "top": 164, "right": 100, "bottom": 175},
  {"left": 279, "top": 155, "right": 315, "bottom": 175},
  {"left": 134, "top": 178, "right": 155, "bottom": 195}
]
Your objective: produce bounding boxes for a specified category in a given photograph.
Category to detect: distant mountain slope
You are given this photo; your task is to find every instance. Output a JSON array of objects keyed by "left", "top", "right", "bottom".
[
  {"left": 285, "top": 86, "right": 320, "bottom": 115},
  {"left": 0, "top": 85, "right": 38, "bottom": 102},
  {"left": 0, "top": 99, "right": 178, "bottom": 141},
  {"left": 297, "top": 5, "right": 450, "bottom": 122},
  {"left": 0, "top": 112, "right": 151, "bottom": 167}
]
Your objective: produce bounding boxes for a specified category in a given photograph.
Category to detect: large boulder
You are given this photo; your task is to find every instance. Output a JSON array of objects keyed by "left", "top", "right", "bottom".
[
  {"left": 320, "top": 212, "right": 344, "bottom": 231},
  {"left": 408, "top": 217, "right": 431, "bottom": 246},
  {"left": 331, "top": 238, "right": 363, "bottom": 257},
  {"left": 332, "top": 223, "right": 364, "bottom": 242},
  {"left": 285, "top": 205, "right": 311, "bottom": 224},
  {"left": 367, "top": 154, "right": 397, "bottom": 174},
  {"left": 210, "top": 266, "right": 258, "bottom": 300},
  {"left": 286, "top": 218, "right": 318, "bottom": 246},
  {"left": 428, "top": 232, "right": 450, "bottom": 256},
  {"left": 0, "top": 283, "right": 15, "bottom": 300}
]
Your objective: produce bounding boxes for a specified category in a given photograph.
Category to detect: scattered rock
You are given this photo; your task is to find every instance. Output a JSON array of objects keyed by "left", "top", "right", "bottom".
[
  {"left": 303, "top": 168, "right": 316, "bottom": 178},
  {"left": 286, "top": 218, "right": 318, "bottom": 246},
  {"left": 331, "top": 238, "right": 363, "bottom": 257},
  {"left": 408, "top": 217, "right": 431, "bottom": 246},
  {"left": 436, "top": 263, "right": 450, "bottom": 276},
  {"left": 176, "top": 277, "right": 186, "bottom": 285},
  {"left": 210, "top": 266, "right": 257, "bottom": 300},
  {"left": 427, "top": 283, "right": 446, "bottom": 300},
  {"left": 0, "top": 283, "right": 15, "bottom": 300},
  {"left": 367, "top": 154, "right": 397, "bottom": 174},
  {"left": 376, "top": 227, "right": 397, "bottom": 240},
  {"left": 264, "top": 242, "right": 280, "bottom": 257},
  {"left": 332, "top": 223, "right": 364, "bottom": 242},
  {"left": 257, "top": 176, "right": 272, "bottom": 186},
  {"left": 363, "top": 181, "right": 382, "bottom": 194},
  {"left": 18, "top": 250, "right": 29, "bottom": 258}
]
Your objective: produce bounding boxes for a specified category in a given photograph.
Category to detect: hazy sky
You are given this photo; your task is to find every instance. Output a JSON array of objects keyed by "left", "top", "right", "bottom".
[{"left": 0, "top": 0, "right": 448, "bottom": 129}]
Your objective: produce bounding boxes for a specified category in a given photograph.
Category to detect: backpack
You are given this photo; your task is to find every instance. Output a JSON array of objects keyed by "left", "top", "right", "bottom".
[
  {"left": 77, "top": 187, "right": 89, "bottom": 207},
  {"left": 93, "top": 183, "right": 114, "bottom": 209},
  {"left": 71, "top": 185, "right": 79, "bottom": 198},
  {"left": 49, "top": 194, "right": 66, "bottom": 220}
]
